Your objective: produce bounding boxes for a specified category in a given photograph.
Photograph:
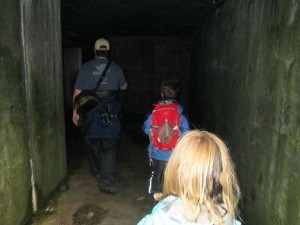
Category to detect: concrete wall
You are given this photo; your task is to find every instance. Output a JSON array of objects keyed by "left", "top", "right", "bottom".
[
  {"left": 0, "top": 1, "right": 67, "bottom": 224},
  {"left": 190, "top": 0, "right": 300, "bottom": 224},
  {"left": 0, "top": 1, "right": 31, "bottom": 224}
]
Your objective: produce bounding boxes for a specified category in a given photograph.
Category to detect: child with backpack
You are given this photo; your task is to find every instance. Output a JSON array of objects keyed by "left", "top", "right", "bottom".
[{"left": 142, "top": 79, "right": 190, "bottom": 200}]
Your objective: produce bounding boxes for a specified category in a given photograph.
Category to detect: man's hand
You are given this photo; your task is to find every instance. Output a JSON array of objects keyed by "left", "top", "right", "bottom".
[{"left": 72, "top": 89, "right": 82, "bottom": 126}]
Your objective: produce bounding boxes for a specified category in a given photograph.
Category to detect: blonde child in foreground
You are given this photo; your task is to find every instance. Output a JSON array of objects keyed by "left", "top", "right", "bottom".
[{"left": 137, "top": 130, "right": 242, "bottom": 225}]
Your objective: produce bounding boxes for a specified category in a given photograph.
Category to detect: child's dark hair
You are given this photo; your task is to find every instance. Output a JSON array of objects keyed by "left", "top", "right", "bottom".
[{"left": 160, "top": 79, "right": 181, "bottom": 100}]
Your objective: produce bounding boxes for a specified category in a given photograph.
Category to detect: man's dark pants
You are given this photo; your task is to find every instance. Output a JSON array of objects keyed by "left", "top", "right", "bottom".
[{"left": 85, "top": 138, "right": 119, "bottom": 189}]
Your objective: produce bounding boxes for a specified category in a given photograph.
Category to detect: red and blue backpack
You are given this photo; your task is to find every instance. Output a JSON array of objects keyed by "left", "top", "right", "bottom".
[{"left": 150, "top": 103, "right": 181, "bottom": 150}]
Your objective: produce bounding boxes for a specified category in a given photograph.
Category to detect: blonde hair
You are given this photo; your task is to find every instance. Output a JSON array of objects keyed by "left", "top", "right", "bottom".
[{"left": 160, "top": 130, "right": 240, "bottom": 224}]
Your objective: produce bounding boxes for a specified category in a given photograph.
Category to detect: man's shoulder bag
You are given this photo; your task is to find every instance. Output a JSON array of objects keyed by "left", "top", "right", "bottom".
[{"left": 75, "top": 60, "right": 111, "bottom": 126}]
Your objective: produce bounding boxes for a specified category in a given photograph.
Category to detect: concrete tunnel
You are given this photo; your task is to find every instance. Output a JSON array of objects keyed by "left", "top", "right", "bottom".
[{"left": 0, "top": 0, "right": 299, "bottom": 225}]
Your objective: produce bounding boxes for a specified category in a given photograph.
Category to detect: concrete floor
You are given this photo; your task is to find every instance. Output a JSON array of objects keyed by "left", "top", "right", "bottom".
[{"left": 31, "top": 115, "right": 155, "bottom": 225}]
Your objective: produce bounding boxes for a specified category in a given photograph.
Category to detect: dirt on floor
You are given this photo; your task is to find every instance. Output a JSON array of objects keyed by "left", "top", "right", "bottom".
[{"left": 30, "top": 123, "right": 156, "bottom": 225}]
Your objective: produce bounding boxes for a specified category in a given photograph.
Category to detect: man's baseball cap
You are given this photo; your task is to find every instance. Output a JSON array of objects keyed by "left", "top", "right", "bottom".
[{"left": 94, "top": 38, "right": 110, "bottom": 51}]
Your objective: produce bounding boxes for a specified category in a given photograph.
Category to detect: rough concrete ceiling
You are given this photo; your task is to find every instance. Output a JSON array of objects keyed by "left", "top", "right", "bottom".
[{"left": 61, "top": 0, "right": 224, "bottom": 46}]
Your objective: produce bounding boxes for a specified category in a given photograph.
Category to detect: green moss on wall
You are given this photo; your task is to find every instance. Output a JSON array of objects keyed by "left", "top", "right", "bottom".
[{"left": 0, "top": 48, "right": 31, "bottom": 225}]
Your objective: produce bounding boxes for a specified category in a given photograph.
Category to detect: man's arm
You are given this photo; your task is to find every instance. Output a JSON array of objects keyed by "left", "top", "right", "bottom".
[{"left": 72, "top": 89, "right": 82, "bottom": 126}]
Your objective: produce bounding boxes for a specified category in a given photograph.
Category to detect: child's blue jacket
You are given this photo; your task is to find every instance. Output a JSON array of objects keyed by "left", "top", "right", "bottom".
[{"left": 142, "top": 101, "right": 190, "bottom": 161}]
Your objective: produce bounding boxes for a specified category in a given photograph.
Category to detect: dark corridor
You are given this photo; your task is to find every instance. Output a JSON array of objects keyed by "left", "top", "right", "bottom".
[{"left": 1, "top": 0, "right": 299, "bottom": 225}]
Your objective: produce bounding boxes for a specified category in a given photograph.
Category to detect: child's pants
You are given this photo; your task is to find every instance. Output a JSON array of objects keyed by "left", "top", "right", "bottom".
[{"left": 148, "top": 159, "right": 167, "bottom": 194}]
